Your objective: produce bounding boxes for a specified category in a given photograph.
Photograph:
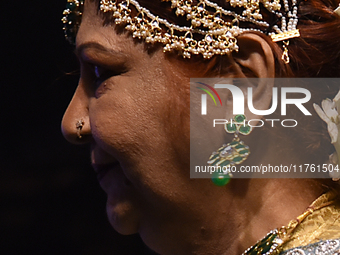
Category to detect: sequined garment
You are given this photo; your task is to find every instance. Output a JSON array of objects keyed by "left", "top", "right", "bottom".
[
  {"left": 281, "top": 190, "right": 340, "bottom": 254},
  {"left": 281, "top": 239, "right": 340, "bottom": 255},
  {"left": 244, "top": 190, "right": 340, "bottom": 255}
]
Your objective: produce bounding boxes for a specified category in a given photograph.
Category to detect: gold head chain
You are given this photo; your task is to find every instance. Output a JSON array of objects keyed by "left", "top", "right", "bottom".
[{"left": 62, "top": 0, "right": 302, "bottom": 63}]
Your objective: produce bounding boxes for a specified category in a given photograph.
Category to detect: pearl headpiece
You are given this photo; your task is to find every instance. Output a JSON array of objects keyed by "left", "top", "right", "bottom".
[
  {"left": 62, "top": 0, "right": 302, "bottom": 61},
  {"left": 62, "top": 0, "right": 84, "bottom": 45}
]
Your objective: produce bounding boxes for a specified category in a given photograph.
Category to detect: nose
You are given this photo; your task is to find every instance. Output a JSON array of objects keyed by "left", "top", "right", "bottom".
[{"left": 61, "top": 80, "right": 92, "bottom": 144}]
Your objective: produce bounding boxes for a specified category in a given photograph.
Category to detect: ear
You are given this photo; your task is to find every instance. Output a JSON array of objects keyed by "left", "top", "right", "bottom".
[
  {"left": 232, "top": 33, "right": 275, "bottom": 79},
  {"left": 230, "top": 33, "right": 276, "bottom": 120}
]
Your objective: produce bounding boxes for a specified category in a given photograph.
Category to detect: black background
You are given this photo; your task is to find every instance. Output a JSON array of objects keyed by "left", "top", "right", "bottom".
[{"left": 1, "top": 1, "right": 155, "bottom": 254}]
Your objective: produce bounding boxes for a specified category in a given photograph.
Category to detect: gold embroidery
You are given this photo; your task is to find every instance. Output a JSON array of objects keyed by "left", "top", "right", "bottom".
[{"left": 282, "top": 189, "right": 340, "bottom": 252}]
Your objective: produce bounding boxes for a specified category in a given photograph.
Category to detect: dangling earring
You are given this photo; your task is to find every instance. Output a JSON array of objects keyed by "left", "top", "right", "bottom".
[{"left": 208, "top": 115, "right": 252, "bottom": 186}]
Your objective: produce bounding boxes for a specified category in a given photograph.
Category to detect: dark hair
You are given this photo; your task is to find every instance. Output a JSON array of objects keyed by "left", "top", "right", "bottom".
[
  {"left": 274, "top": 0, "right": 340, "bottom": 77},
  {"left": 267, "top": 0, "right": 340, "bottom": 162}
]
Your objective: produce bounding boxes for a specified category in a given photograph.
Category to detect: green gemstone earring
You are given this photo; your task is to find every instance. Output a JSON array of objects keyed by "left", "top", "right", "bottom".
[{"left": 208, "top": 114, "right": 252, "bottom": 186}]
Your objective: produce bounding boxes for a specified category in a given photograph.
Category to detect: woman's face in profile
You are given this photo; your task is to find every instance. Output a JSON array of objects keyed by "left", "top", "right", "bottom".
[{"left": 62, "top": 1, "right": 226, "bottom": 253}]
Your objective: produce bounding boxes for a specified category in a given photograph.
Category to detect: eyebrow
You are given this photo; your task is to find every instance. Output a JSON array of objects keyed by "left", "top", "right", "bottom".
[{"left": 75, "top": 42, "right": 127, "bottom": 60}]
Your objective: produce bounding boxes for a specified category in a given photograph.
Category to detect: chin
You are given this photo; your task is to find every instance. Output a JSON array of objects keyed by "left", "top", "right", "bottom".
[{"left": 106, "top": 199, "right": 140, "bottom": 235}]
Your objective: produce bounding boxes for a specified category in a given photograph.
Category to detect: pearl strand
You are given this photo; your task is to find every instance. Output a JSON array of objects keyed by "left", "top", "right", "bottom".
[{"left": 99, "top": 0, "right": 302, "bottom": 60}]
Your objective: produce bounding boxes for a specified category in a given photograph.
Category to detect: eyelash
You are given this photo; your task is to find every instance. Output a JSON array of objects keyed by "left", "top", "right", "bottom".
[
  {"left": 92, "top": 65, "right": 117, "bottom": 89},
  {"left": 94, "top": 65, "right": 102, "bottom": 79}
]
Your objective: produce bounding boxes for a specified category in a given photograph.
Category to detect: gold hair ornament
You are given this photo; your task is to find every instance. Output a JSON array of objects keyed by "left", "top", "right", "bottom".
[
  {"left": 62, "top": 0, "right": 302, "bottom": 62},
  {"left": 62, "top": 0, "right": 84, "bottom": 45}
]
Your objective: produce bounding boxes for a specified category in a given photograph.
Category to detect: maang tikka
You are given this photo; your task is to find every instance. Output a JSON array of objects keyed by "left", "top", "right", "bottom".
[{"left": 208, "top": 114, "right": 252, "bottom": 186}]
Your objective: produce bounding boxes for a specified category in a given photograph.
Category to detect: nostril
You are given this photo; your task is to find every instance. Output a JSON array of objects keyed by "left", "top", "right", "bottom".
[
  {"left": 124, "top": 178, "right": 132, "bottom": 186},
  {"left": 61, "top": 113, "right": 91, "bottom": 145}
]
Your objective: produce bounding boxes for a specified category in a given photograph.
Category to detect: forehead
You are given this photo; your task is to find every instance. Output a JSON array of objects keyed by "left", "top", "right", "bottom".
[
  {"left": 76, "top": 0, "right": 133, "bottom": 52},
  {"left": 77, "top": 0, "right": 106, "bottom": 40},
  {"left": 75, "top": 0, "right": 206, "bottom": 77}
]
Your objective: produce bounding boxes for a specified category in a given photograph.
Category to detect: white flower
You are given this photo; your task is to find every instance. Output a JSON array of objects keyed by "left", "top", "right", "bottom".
[{"left": 313, "top": 90, "right": 340, "bottom": 179}]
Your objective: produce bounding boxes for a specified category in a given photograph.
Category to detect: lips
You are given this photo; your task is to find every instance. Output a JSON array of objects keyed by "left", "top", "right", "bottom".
[{"left": 92, "top": 162, "right": 120, "bottom": 182}]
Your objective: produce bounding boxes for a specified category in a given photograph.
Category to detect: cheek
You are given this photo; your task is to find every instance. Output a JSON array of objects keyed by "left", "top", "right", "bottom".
[
  {"left": 89, "top": 90, "right": 158, "bottom": 160},
  {"left": 89, "top": 65, "right": 192, "bottom": 200},
  {"left": 89, "top": 74, "right": 189, "bottom": 164},
  {"left": 130, "top": 79, "right": 191, "bottom": 203}
]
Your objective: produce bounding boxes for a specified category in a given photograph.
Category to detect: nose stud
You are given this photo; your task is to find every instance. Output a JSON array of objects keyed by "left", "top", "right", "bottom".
[{"left": 76, "top": 119, "right": 84, "bottom": 139}]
